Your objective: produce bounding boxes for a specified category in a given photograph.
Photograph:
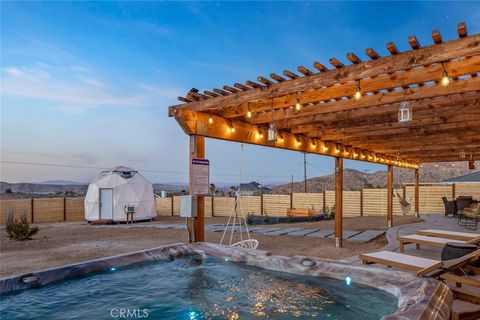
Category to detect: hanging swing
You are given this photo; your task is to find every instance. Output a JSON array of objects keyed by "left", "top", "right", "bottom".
[
  {"left": 220, "top": 143, "right": 259, "bottom": 249},
  {"left": 395, "top": 190, "right": 412, "bottom": 215}
]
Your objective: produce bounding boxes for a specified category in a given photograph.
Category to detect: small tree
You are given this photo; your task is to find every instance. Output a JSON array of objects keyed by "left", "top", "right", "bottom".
[{"left": 6, "top": 211, "right": 39, "bottom": 240}]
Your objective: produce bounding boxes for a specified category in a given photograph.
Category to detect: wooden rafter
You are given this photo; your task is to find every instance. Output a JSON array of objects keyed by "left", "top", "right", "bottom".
[{"left": 170, "top": 22, "right": 480, "bottom": 165}]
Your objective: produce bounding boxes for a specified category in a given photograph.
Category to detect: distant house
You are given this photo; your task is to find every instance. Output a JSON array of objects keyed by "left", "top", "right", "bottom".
[
  {"left": 442, "top": 171, "right": 480, "bottom": 184},
  {"left": 239, "top": 181, "right": 271, "bottom": 195}
]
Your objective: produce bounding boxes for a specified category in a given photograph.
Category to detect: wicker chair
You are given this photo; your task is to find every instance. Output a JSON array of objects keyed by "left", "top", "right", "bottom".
[
  {"left": 456, "top": 196, "right": 473, "bottom": 225},
  {"left": 442, "top": 196, "right": 456, "bottom": 217},
  {"left": 463, "top": 204, "right": 480, "bottom": 230}
]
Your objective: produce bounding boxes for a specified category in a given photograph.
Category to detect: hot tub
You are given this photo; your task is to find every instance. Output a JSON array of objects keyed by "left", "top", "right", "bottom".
[{"left": 0, "top": 243, "right": 451, "bottom": 319}]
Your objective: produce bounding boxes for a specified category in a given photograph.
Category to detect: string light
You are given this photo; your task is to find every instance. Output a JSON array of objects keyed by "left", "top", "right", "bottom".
[
  {"left": 296, "top": 137, "right": 302, "bottom": 147},
  {"left": 322, "top": 145, "right": 329, "bottom": 152},
  {"left": 311, "top": 141, "right": 316, "bottom": 149},
  {"left": 246, "top": 110, "right": 252, "bottom": 118},
  {"left": 354, "top": 81, "right": 362, "bottom": 100},
  {"left": 295, "top": 92, "right": 302, "bottom": 111},
  {"left": 208, "top": 115, "right": 213, "bottom": 124},
  {"left": 441, "top": 63, "right": 450, "bottom": 86}
]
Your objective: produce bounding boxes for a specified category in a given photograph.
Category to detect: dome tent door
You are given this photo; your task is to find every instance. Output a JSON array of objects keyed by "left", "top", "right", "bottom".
[{"left": 99, "top": 188, "right": 113, "bottom": 220}]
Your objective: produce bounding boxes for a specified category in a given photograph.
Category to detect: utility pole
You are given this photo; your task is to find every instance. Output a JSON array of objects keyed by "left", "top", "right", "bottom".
[
  {"left": 362, "top": 169, "right": 370, "bottom": 187},
  {"left": 304, "top": 153, "right": 307, "bottom": 193},
  {"left": 291, "top": 174, "right": 294, "bottom": 194}
]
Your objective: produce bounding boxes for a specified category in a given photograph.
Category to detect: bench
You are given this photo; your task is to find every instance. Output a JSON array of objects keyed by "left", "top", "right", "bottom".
[{"left": 286, "top": 209, "right": 320, "bottom": 217}]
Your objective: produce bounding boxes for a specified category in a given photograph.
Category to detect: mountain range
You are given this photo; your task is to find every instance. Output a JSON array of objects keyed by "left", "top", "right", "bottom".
[
  {"left": 1, "top": 161, "right": 478, "bottom": 195},
  {"left": 272, "top": 161, "right": 479, "bottom": 194}
]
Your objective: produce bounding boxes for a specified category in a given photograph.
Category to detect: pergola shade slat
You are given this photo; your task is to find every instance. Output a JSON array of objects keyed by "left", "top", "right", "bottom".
[{"left": 170, "top": 23, "right": 480, "bottom": 165}]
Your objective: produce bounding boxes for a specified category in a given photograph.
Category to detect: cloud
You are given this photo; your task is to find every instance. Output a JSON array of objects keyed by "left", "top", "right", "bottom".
[{"left": 1, "top": 63, "right": 183, "bottom": 113}]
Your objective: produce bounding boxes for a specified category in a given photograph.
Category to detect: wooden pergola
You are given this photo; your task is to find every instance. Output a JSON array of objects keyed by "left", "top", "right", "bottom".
[{"left": 169, "top": 22, "right": 480, "bottom": 247}]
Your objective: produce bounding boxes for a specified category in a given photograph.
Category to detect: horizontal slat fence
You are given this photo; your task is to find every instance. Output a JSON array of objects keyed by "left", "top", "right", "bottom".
[
  {"left": 455, "top": 184, "right": 480, "bottom": 198},
  {"left": 292, "top": 193, "right": 323, "bottom": 211},
  {"left": 1, "top": 183, "right": 479, "bottom": 224},
  {"left": 263, "top": 195, "right": 290, "bottom": 216},
  {"left": 0, "top": 199, "right": 32, "bottom": 224}
]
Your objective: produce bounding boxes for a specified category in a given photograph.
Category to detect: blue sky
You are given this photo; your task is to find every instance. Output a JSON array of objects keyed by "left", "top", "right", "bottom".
[{"left": 1, "top": 1, "right": 479, "bottom": 184}]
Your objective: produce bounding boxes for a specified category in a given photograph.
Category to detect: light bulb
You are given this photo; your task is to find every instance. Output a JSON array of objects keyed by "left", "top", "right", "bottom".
[
  {"left": 246, "top": 110, "right": 252, "bottom": 118},
  {"left": 322, "top": 146, "right": 329, "bottom": 152},
  {"left": 311, "top": 143, "right": 316, "bottom": 149},
  {"left": 354, "top": 87, "right": 361, "bottom": 100},
  {"left": 295, "top": 102, "right": 302, "bottom": 111},
  {"left": 441, "top": 71, "right": 450, "bottom": 86},
  {"left": 231, "top": 126, "right": 235, "bottom": 133},
  {"left": 208, "top": 116, "right": 213, "bottom": 124}
]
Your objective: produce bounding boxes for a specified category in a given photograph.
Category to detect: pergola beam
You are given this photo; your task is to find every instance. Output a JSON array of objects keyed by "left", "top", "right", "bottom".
[
  {"left": 282, "top": 95, "right": 480, "bottom": 132},
  {"left": 221, "top": 56, "right": 480, "bottom": 118},
  {"left": 249, "top": 76, "right": 480, "bottom": 125},
  {"left": 170, "top": 108, "right": 418, "bottom": 168},
  {"left": 172, "top": 34, "right": 480, "bottom": 113}
]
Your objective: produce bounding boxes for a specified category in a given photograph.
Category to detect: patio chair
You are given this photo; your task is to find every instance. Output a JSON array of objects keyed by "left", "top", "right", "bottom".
[
  {"left": 457, "top": 197, "right": 473, "bottom": 225},
  {"left": 359, "top": 249, "right": 480, "bottom": 276},
  {"left": 442, "top": 196, "right": 456, "bottom": 217},
  {"left": 463, "top": 204, "right": 480, "bottom": 230},
  {"left": 360, "top": 250, "right": 480, "bottom": 320},
  {"left": 397, "top": 234, "right": 480, "bottom": 252},
  {"left": 416, "top": 229, "right": 479, "bottom": 241}
]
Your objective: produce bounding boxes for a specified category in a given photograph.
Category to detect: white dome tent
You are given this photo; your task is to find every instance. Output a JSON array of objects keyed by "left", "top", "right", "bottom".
[{"left": 84, "top": 166, "right": 156, "bottom": 222}]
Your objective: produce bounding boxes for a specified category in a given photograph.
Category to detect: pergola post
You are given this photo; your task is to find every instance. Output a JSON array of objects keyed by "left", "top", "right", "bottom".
[
  {"left": 189, "top": 135, "right": 205, "bottom": 242},
  {"left": 334, "top": 157, "right": 343, "bottom": 248},
  {"left": 387, "top": 165, "right": 393, "bottom": 228},
  {"left": 414, "top": 168, "right": 420, "bottom": 217}
]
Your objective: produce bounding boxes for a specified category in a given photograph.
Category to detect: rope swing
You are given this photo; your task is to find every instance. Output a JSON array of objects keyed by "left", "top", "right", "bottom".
[{"left": 220, "top": 143, "right": 259, "bottom": 249}]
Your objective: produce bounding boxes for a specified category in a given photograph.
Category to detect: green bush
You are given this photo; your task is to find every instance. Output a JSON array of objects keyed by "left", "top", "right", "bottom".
[{"left": 6, "top": 212, "right": 39, "bottom": 240}]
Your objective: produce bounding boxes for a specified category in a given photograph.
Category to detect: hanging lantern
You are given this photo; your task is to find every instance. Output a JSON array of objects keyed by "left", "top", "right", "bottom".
[
  {"left": 398, "top": 101, "right": 412, "bottom": 124},
  {"left": 267, "top": 123, "right": 277, "bottom": 142}
]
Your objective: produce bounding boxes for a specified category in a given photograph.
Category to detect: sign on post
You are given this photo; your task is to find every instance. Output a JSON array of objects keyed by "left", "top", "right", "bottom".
[{"left": 191, "top": 158, "right": 210, "bottom": 195}]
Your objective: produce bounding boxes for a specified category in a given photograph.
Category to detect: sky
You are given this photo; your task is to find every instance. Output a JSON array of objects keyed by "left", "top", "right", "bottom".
[{"left": 1, "top": 1, "right": 479, "bottom": 185}]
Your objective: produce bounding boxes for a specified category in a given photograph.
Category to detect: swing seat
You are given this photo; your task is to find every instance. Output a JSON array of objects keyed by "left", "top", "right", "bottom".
[{"left": 231, "top": 239, "right": 259, "bottom": 249}]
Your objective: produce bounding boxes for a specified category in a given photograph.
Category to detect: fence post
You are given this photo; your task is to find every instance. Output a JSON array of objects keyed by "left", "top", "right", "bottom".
[
  {"left": 322, "top": 191, "right": 326, "bottom": 213},
  {"left": 171, "top": 197, "right": 174, "bottom": 216},
  {"left": 452, "top": 183, "right": 456, "bottom": 200},
  {"left": 290, "top": 193, "right": 293, "bottom": 209},
  {"left": 63, "top": 197, "right": 67, "bottom": 222},
  {"left": 31, "top": 198, "right": 34, "bottom": 223},
  {"left": 260, "top": 194, "right": 264, "bottom": 215},
  {"left": 211, "top": 196, "right": 215, "bottom": 217},
  {"left": 360, "top": 189, "right": 363, "bottom": 217}
]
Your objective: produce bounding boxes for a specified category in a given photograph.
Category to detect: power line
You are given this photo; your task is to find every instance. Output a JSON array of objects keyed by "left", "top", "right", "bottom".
[{"left": 0, "top": 160, "right": 293, "bottom": 179}]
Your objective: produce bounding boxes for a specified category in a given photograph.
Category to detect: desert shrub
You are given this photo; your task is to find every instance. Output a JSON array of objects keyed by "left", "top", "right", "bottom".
[
  {"left": 246, "top": 212, "right": 254, "bottom": 225},
  {"left": 6, "top": 212, "right": 39, "bottom": 240},
  {"left": 263, "top": 211, "right": 270, "bottom": 224},
  {"left": 324, "top": 205, "right": 336, "bottom": 220}
]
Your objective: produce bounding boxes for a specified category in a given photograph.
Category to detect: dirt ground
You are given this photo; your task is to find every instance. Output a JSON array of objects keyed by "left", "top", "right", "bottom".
[{"left": 0, "top": 216, "right": 422, "bottom": 277}]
